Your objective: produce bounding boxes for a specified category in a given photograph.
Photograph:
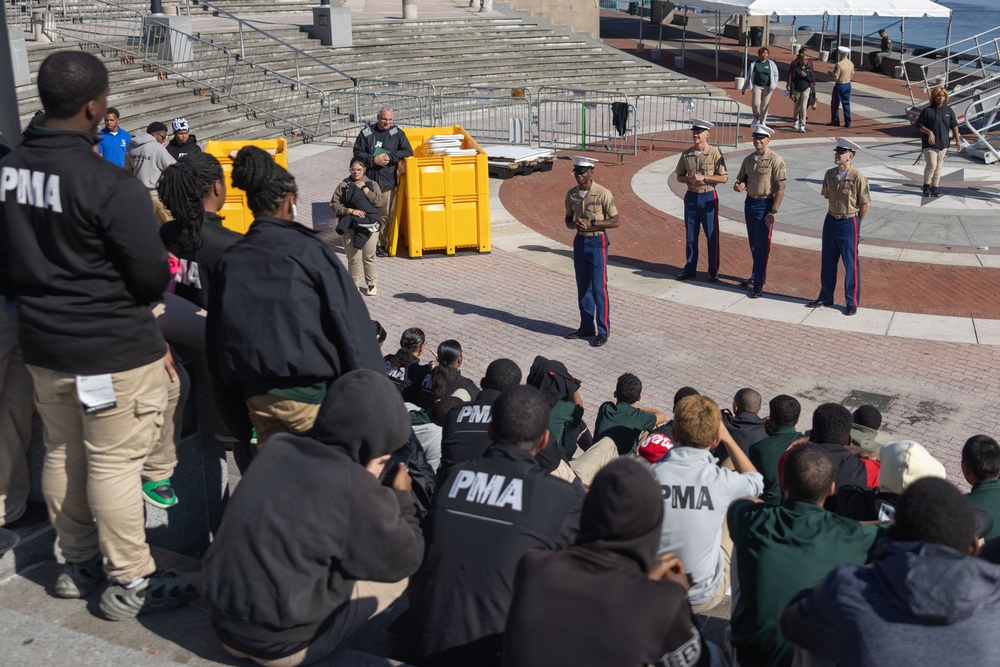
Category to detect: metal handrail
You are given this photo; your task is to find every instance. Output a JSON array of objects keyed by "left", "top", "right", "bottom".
[
  {"left": 228, "top": 55, "right": 334, "bottom": 138},
  {"left": 184, "top": 0, "right": 355, "bottom": 86},
  {"left": 903, "top": 27, "right": 1000, "bottom": 107},
  {"left": 962, "top": 89, "right": 1000, "bottom": 164},
  {"left": 43, "top": 0, "right": 146, "bottom": 54}
]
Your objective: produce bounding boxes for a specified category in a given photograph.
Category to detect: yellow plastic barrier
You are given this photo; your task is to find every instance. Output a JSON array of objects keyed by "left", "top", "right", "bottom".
[
  {"left": 204, "top": 139, "right": 289, "bottom": 235},
  {"left": 391, "top": 126, "right": 490, "bottom": 258}
]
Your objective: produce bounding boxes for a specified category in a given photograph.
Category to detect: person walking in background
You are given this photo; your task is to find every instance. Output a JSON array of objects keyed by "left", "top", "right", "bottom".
[
  {"left": 354, "top": 107, "right": 413, "bottom": 256},
  {"left": 564, "top": 156, "right": 619, "bottom": 348},
  {"left": 787, "top": 48, "right": 815, "bottom": 132},
  {"left": 331, "top": 158, "right": 385, "bottom": 297},
  {"left": 828, "top": 46, "right": 854, "bottom": 127},
  {"left": 97, "top": 106, "right": 130, "bottom": 167},
  {"left": 741, "top": 47, "right": 780, "bottom": 126},
  {"left": 917, "top": 87, "right": 963, "bottom": 198},
  {"left": 868, "top": 29, "right": 893, "bottom": 72}
]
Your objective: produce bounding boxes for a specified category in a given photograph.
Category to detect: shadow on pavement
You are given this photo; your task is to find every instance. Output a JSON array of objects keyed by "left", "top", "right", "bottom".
[{"left": 394, "top": 292, "right": 572, "bottom": 337}]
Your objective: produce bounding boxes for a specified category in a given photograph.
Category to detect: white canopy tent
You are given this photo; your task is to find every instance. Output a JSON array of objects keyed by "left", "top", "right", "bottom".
[
  {"left": 671, "top": 0, "right": 952, "bottom": 78},
  {"left": 683, "top": 0, "right": 950, "bottom": 17}
]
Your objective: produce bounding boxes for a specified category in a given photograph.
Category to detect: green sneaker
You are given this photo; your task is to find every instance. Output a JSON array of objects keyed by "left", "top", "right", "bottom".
[
  {"left": 54, "top": 553, "right": 106, "bottom": 598},
  {"left": 99, "top": 568, "right": 200, "bottom": 621},
  {"left": 141, "top": 479, "right": 178, "bottom": 509}
]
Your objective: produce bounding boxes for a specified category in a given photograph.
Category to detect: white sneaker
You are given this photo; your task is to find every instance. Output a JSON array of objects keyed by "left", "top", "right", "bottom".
[
  {"left": 798, "top": 126, "right": 806, "bottom": 133},
  {"left": 792, "top": 121, "right": 800, "bottom": 130}
]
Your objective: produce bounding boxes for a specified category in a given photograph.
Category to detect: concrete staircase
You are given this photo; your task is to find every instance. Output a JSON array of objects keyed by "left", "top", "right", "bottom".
[
  {"left": 14, "top": 41, "right": 293, "bottom": 143},
  {"left": 15, "top": 3, "right": 720, "bottom": 144}
]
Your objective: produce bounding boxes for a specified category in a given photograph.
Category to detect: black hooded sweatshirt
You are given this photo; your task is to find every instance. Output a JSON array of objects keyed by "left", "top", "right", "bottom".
[
  {"left": 165, "top": 133, "right": 201, "bottom": 161},
  {"left": 202, "top": 370, "right": 424, "bottom": 655},
  {"left": 503, "top": 459, "right": 709, "bottom": 667}
]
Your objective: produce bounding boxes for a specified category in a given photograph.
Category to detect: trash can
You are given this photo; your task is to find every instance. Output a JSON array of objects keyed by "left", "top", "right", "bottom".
[
  {"left": 750, "top": 26, "right": 764, "bottom": 47},
  {"left": 204, "top": 138, "right": 289, "bottom": 235},
  {"left": 391, "top": 126, "right": 490, "bottom": 258}
]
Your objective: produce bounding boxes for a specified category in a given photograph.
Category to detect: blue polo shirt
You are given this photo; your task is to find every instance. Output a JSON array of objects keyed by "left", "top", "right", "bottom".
[{"left": 97, "top": 128, "right": 131, "bottom": 167}]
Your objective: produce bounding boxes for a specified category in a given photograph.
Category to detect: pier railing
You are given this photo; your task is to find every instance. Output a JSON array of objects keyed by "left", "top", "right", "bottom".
[{"left": 903, "top": 26, "right": 1000, "bottom": 109}]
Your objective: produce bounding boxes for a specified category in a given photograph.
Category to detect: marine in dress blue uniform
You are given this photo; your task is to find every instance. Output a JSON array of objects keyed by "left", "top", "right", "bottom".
[
  {"left": 674, "top": 119, "right": 728, "bottom": 282},
  {"left": 564, "top": 157, "right": 619, "bottom": 348},
  {"left": 807, "top": 138, "right": 871, "bottom": 316},
  {"left": 734, "top": 125, "right": 786, "bottom": 298}
]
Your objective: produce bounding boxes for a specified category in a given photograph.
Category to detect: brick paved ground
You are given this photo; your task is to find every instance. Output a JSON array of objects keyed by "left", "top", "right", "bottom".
[{"left": 295, "top": 147, "right": 999, "bottom": 490}]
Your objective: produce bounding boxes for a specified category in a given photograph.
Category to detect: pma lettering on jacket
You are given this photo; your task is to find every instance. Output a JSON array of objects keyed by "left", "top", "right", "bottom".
[
  {"left": 0, "top": 168, "right": 63, "bottom": 212},
  {"left": 448, "top": 471, "right": 523, "bottom": 511},
  {"left": 661, "top": 485, "right": 714, "bottom": 510},
  {"left": 456, "top": 405, "right": 491, "bottom": 424}
]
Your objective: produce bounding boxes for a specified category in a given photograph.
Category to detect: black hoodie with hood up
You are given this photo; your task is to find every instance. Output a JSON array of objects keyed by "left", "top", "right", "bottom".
[
  {"left": 201, "top": 370, "right": 424, "bottom": 654},
  {"left": 502, "top": 458, "right": 708, "bottom": 667}
]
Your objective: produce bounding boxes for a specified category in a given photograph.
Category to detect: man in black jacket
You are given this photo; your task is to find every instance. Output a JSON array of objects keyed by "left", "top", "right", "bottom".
[
  {"left": 438, "top": 358, "right": 522, "bottom": 474},
  {"left": 397, "top": 385, "right": 583, "bottom": 667},
  {"left": 353, "top": 107, "right": 413, "bottom": 254},
  {"left": 807, "top": 403, "right": 870, "bottom": 491},
  {"left": 203, "top": 370, "right": 424, "bottom": 666},
  {"left": 722, "top": 387, "right": 769, "bottom": 455},
  {"left": 0, "top": 51, "right": 195, "bottom": 620}
]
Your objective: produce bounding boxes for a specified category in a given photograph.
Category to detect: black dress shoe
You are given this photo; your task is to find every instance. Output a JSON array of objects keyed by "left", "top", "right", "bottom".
[
  {"left": 676, "top": 272, "right": 695, "bottom": 281},
  {"left": 826, "top": 122, "right": 840, "bottom": 127},
  {"left": 748, "top": 289, "right": 762, "bottom": 299},
  {"left": 708, "top": 273, "right": 720, "bottom": 283},
  {"left": 806, "top": 299, "right": 830, "bottom": 308},
  {"left": 592, "top": 334, "right": 609, "bottom": 347},
  {"left": 739, "top": 278, "right": 754, "bottom": 289},
  {"left": 845, "top": 306, "right": 858, "bottom": 316},
  {"left": 844, "top": 123, "right": 851, "bottom": 127},
  {"left": 564, "top": 329, "right": 593, "bottom": 340}
]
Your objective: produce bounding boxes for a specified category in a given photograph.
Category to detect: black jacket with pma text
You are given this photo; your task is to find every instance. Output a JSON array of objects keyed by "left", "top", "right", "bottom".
[
  {"left": 0, "top": 127, "right": 169, "bottom": 374},
  {"left": 398, "top": 444, "right": 583, "bottom": 667}
]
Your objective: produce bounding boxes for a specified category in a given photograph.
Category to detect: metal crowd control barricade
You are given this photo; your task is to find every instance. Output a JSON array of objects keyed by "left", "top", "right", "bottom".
[
  {"left": 45, "top": 0, "right": 146, "bottom": 54},
  {"left": 536, "top": 87, "right": 637, "bottom": 156},
  {"left": 633, "top": 94, "right": 742, "bottom": 149},
  {"left": 435, "top": 85, "right": 534, "bottom": 145},
  {"left": 354, "top": 78, "right": 435, "bottom": 128},
  {"left": 140, "top": 24, "right": 233, "bottom": 98},
  {"left": 228, "top": 58, "right": 332, "bottom": 140},
  {"left": 390, "top": 126, "right": 490, "bottom": 258},
  {"left": 204, "top": 139, "right": 289, "bottom": 234}
]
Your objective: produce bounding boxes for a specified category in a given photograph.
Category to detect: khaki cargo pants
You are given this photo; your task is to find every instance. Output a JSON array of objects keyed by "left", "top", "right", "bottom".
[{"left": 28, "top": 358, "right": 168, "bottom": 584}]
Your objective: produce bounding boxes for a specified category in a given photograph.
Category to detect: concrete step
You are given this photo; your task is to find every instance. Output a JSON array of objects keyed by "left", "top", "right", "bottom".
[{"left": 0, "top": 545, "right": 415, "bottom": 666}]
